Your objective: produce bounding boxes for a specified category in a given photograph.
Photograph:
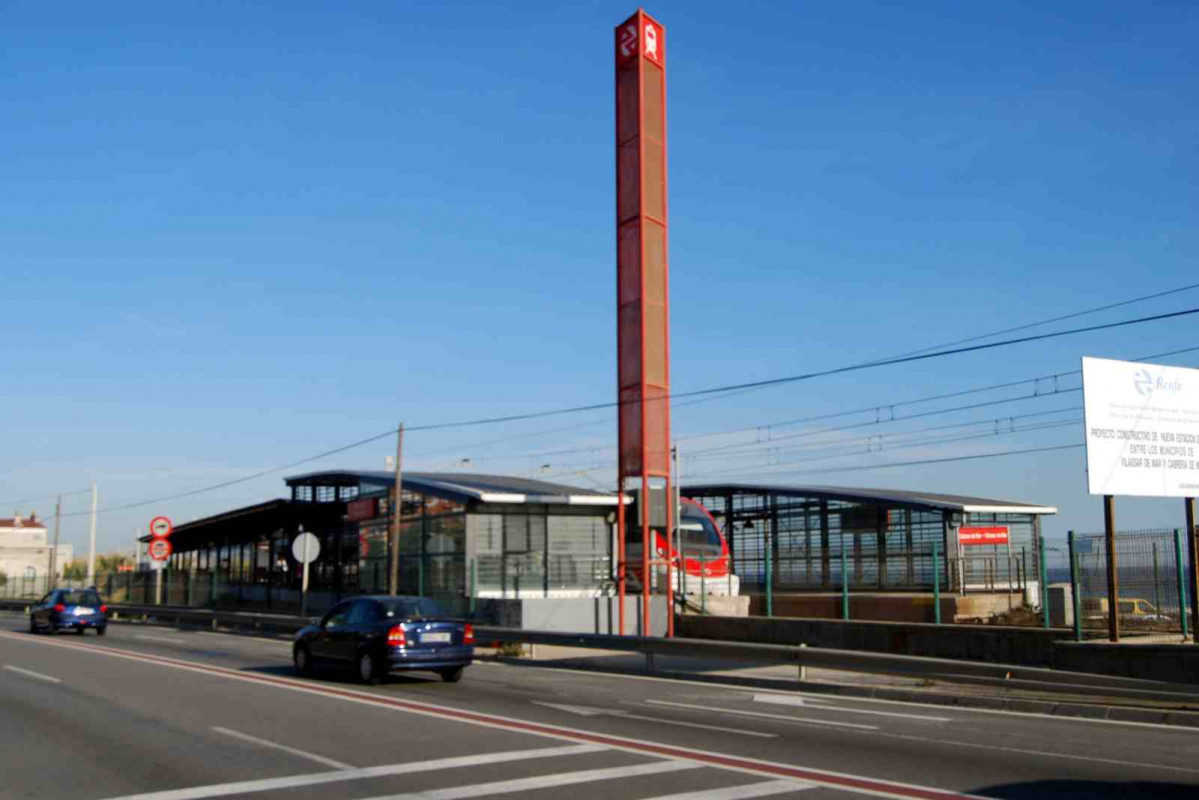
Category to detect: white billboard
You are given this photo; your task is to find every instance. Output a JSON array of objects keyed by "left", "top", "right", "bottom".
[{"left": 1082, "top": 357, "right": 1199, "bottom": 498}]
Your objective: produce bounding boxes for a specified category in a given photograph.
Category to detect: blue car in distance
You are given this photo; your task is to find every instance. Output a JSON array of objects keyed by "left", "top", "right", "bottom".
[
  {"left": 293, "top": 595, "right": 474, "bottom": 685},
  {"left": 30, "top": 588, "right": 108, "bottom": 635}
]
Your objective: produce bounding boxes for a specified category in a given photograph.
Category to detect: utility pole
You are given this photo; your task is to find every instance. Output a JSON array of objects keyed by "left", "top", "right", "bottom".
[
  {"left": 50, "top": 495, "right": 62, "bottom": 591},
  {"left": 388, "top": 423, "right": 405, "bottom": 596},
  {"left": 87, "top": 482, "right": 98, "bottom": 586}
]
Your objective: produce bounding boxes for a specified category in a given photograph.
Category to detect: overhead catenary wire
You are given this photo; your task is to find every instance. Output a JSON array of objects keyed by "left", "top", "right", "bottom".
[
  {"left": 537, "top": 415, "right": 1083, "bottom": 483},
  {"left": 53, "top": 308, "right": 1199, "bottom": 519},
  {"left": 418, "top": 342, "right": 1199, "bottom": 468},
  {"left": 401, "top": 307, "right": 1199, "bottom": 434},
  {"left": 685, "top": 442, "right": 1088, "bottom": 482},
  {"left": 680, "top": 418, "right": 1084, "bottom": 481}
]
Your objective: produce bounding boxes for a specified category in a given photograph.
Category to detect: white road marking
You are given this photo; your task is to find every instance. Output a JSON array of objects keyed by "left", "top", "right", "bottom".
[
  {"left": 751, "top": 693, "right": 949, "bottom": 723},
  {"left": 0, "top": 631, "right": 993, "bottom": 798},
  {"left": 134, "top": 634, "right": 187, "bottom": 645},
  {"left": 645, "top": 780, "right": 813, "bottom": 799},
  {"left": 356, "top": 760, "right": 700, "bottom": 800},
  {"left": 3, "top": 664, "right": 61, "bottom": 684},
  {"left": 195, "top": 631, "right": 292, "bottom": 648},
  {"left": 480, "top": 659, "right": 1199, "bottom": 735},
  {"left": 210, "top": 726, "right": 354, "bottom": 770},
  {"left": 98, "top": 744, "right": 606, "bottom": 800},
  {"left": 646, "top": 700, "right": 878, "bottom": 731},
  {"left": 533, "top": 701, "right": 776, "bottom": 738}
]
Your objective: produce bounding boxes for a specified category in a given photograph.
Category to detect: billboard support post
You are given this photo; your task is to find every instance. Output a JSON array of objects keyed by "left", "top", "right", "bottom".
[
  {"left": 932, "top": 539, "right": 941, "bottom": 625},
  {"left": 1104, "top": 495, "right": 1120, "bottom": 642},
  {"left": 1174, "top": 528, "right": 1188, "bottom": 641},
  {"left": 1187, "top": 497, "right": 1198, "bottom": 644},
  {"left": 1038, "top": 533, "right": 1049, "bottom": 629},
  {"left": 1068, "top": 531, "right": 1082, "bottom": 642}
]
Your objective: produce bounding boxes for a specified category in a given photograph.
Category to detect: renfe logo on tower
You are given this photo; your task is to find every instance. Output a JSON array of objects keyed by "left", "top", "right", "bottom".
[{"left": 616, "top": 17, "right": 664, "bottom": 66}]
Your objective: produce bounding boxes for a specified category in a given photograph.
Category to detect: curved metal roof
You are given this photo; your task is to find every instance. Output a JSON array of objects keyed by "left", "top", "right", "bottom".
[
  {"left": 682, "top": 483, "right": 1056, "bottom": 515},
  {"left": 285, "top": 470, "right": 623, "bottom": 506}
]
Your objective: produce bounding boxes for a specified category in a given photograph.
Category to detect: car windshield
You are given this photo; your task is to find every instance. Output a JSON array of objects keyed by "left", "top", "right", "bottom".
[
  {"left": 61, "top": 591, "right": 101, "bottom": 606},
  {"left": 378, "top": 597, "right": 449, "bottom": 619}
]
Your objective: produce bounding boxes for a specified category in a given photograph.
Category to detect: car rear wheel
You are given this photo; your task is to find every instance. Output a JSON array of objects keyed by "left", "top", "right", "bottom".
[
  {"left": 293, "top": 644, "right": 313, "bottom": 676},
  {"left": 356, "top": 650, "right": 382, "bottom": 685},
  {"left": 75, "top": 628, "right": 85, "bottom": 635},
  {"left": 439, "top": 667, "right": 464, "bottom": 683},
  {"left": 96, "top": 627, "right": 106, "bottom": 637},
  {"left": 28, "top": 617, "right": 38, "bottom": 634}
]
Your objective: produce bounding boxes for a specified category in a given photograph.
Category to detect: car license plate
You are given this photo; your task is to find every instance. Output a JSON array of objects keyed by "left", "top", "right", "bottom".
[
  {"left": 74, "top": 607, "right": 94, "bottom": 615},
  {"left": 422, "top": 632, "right": 451, "bottom": 644}
]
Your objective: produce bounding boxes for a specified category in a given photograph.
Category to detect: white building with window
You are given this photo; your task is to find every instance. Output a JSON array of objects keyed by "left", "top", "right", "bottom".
[{"left": 0, "top": 513, "right": 73, "bottom": 587}]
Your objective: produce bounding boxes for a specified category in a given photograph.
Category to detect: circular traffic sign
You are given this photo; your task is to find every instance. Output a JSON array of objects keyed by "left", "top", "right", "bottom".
[
  {"left": 149, "top": 516, "right": 173, "bottom": 539},
  {"left": 291, "top": 532, "right": 321, "bottom": 565},
  {"left": 149, "top": 538, "right": 172, "bottom": 561}
]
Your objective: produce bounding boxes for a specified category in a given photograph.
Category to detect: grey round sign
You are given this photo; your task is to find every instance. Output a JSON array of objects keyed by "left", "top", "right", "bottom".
[{"left": 291, "top": 532, "right": 321, "bottom": 564}]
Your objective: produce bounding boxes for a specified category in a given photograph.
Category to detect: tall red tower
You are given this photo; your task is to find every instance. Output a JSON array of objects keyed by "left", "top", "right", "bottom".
[{"left": 615, "top": 9, "right": 671, "bottom": 636}]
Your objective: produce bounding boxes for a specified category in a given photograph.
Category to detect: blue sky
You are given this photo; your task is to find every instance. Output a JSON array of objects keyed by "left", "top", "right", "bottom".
[{"left": 2, "top": 2, "right": 1197, "bottom": 556}]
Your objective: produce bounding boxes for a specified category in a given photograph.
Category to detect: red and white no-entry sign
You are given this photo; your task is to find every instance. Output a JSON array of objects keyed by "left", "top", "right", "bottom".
[
  {"left": 149, "top": 538, "right": 172, "bottom": 561},
  {"left": 149, "top": 516, "right": 173, "bottom": 539}
]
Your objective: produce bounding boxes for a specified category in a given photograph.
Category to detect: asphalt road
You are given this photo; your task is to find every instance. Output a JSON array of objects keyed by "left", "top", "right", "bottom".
[{"left": 0, "top": 611, "right": 1196, "bottom": 799}]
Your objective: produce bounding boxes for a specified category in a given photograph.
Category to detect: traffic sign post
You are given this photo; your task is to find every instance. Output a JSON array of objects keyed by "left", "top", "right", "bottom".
[
  {"left": 148, "top": 538, "right": 172, "bottom": 607},
  {"left": 292, "top": 530, "right": 321, "bottom": 617}
]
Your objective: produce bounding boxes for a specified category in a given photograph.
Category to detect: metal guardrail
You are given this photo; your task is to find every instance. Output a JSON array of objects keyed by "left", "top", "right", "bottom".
[{"left": 2, "top": 598, "right": 1195, "bottom": 702}]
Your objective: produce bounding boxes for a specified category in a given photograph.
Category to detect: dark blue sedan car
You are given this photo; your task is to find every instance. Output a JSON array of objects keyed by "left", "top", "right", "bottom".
[
  {"left": 293, "top": 595, "right": 474, "bottom": 685},
  {"left": 30, "top": 588, "right": 108, "bottom": 635}
]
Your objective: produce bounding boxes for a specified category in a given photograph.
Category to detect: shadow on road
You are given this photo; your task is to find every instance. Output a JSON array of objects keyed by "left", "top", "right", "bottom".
[
  {"left": 238, "top": 663, "right": 444, "bottom": 687},
  {"left": 976, "top": 780, "right": 1195, "bottom": 798}
]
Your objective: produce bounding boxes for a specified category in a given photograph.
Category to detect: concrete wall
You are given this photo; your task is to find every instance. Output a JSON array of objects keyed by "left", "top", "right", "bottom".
[
  {"left": 678, "top": 614, "right": 1064, "bottom": 666},
  {"left": 1054, "top": 641, "right": 1199, "bottom": 684},
  {"left": 476, "top": 596, "right": 669, "bottom": 636},
  {"left": 745, "top": 592, "right": 1023, "bottom": 624},
  {"left": 678, "top": 614, "right": 1199, "bottom": 684}
]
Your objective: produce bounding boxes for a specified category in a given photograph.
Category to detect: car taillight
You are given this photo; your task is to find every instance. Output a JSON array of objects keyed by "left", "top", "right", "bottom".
[
  {"left": 387, "top": 625, "right": 406, "bottom": 647},
  {"left": 100, "top": 605, "right": 108, "bottom": 613},
  {"left": 53, "top": 603, "right": 65, "bottom": 613},
  {"left": 463, "top": 624, "right": 475, "bottom": 645}
]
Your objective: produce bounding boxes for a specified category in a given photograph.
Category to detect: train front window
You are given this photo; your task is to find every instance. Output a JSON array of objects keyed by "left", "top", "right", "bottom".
[{"left": 678, "top": 503, "right": 722, "bottom": 553}]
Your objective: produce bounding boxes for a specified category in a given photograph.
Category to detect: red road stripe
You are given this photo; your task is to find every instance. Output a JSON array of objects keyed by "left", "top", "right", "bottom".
[{"left": 0, "top": 630, "right": 978, "bottom": 800}]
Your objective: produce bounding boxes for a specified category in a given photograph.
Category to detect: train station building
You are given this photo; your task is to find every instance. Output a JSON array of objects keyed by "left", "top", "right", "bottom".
[{"left": 139, "top": 470, "right": 1055, "bottom": 626}]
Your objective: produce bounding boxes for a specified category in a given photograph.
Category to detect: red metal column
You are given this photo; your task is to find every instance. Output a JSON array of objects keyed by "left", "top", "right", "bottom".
[{"left": 615, "top": 9, "right": 671, "bottom": 637}]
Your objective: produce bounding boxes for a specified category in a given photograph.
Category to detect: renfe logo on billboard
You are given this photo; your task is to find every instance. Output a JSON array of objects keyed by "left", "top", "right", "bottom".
[
  {"left": 1082, "top": 357, "right": 1199, "bottom": 498},
  {"left": 959, "top": 526, "right": 1009, "bottom": 546}
]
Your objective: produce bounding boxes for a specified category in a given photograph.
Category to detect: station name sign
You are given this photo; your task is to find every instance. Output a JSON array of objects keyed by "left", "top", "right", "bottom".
[
  {"left": 1082, "top": 357, "right": 1199, "bottom": 498},
  {"left": 958, "top": 526, "right": 1009, "bottom": 546}
]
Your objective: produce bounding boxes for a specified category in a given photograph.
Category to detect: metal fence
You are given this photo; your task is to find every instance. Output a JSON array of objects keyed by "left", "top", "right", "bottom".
[{"left": 1071, "top": 528, "right": 1191, "bottom": 638}]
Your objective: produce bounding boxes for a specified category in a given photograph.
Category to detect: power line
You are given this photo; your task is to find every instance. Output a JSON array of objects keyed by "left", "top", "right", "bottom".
[
  {"left": 680, "top": 405, "right": 1082, "bottom": 465},
  {"left": 884, "top": 281, "right": 1199, "bottom": 360},
  {"left": 673, "top": 342, "right": 1199, "bottom": 447},
  {"left": 427, "top": 342, "right": 1199, "bottom": 467},
  {"left": 56, "top": 428, "right": 398, "bottom": 519},
  {"left": 56, "top": 309, "right": 1199, "bottom": 519},
  {"left": 687, "top": 443, "right": 1086, "bottom": 482},
  {"left": 0, "top": 487, "right": 93, "bottom": 510},
  {"left": 683, "top": 418, "right": 1083, "bottom": 480},
  {"left": 539, "top": 412, "right": 1082, "bottom": 480},
  {"left": 401, "top": 306, "right": 1199, "bottom": 433}
]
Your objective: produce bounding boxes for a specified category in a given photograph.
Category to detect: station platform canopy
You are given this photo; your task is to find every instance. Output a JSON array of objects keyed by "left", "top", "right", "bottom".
[
  {"left": 682, "top": 483, "right": 1057, "bottom": 516},
  {"left": 284, "top": 470, "right": 624, "bottom": 507},
  {"left": 681, "top": 482, "right": 1056, "bottom": 595}
]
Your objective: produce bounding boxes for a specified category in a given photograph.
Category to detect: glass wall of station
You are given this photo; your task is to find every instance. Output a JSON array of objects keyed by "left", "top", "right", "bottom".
[{"left": 688, "top": 488, "right": 1043, "bottom": 594}]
